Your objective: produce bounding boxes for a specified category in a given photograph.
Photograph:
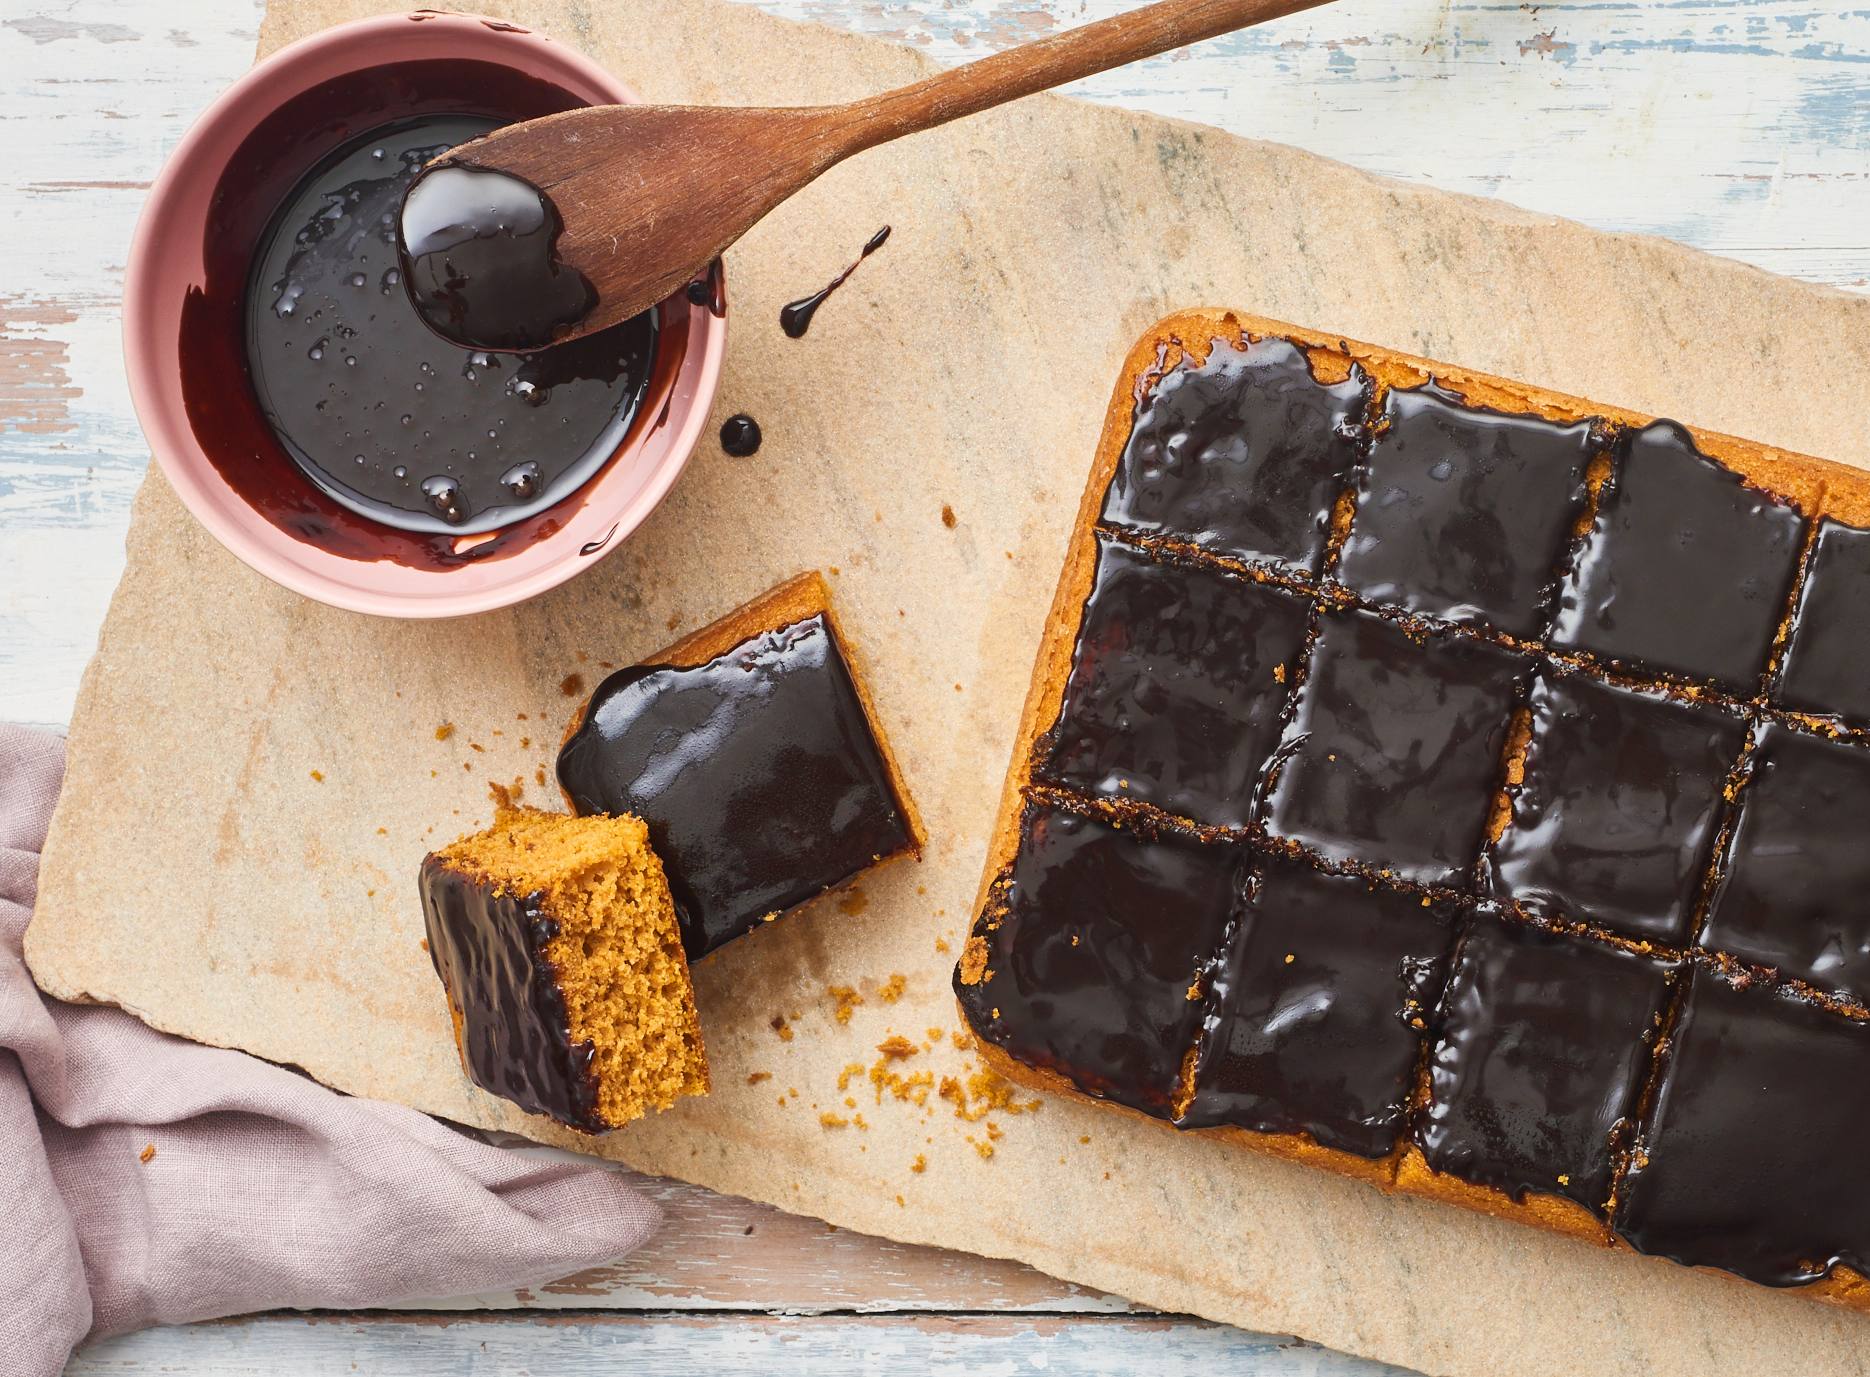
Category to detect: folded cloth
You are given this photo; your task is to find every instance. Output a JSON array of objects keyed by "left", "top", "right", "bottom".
[{"left": 0, "top": 724, "right": 660, "bottom": 1375}]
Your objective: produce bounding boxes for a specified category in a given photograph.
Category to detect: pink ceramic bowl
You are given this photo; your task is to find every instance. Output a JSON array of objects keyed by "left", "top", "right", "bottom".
[{"left": 124, "top": 12, "right": 725, "bottom": 617}]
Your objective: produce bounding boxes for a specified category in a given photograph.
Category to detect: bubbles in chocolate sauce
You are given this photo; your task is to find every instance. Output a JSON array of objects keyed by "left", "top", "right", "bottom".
[
  {"left": 422, "top": 474, "right": 466, "bottom": 524},
  {"left": 501, "top": 461, "right": 541, "bottom": 500}
]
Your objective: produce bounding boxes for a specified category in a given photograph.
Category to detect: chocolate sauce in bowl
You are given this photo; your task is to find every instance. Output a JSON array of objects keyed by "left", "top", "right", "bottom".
[
  {"left": 182, "top": 60, "right": 697, "bottom": 568},
  {"left": 243, "top": 113, "right": 656, "bottom": 536}
]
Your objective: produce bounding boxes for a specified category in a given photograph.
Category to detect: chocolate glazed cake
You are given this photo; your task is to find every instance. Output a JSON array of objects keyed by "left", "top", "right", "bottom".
[
  {"left": 420, "top": 806, "right": 707, "bottom": 1133},
  {"left": 558, "top": 572, "right": 923, "bottom": 959},
  {"left": 957, "top": 308, "right": 1870, "bottom": 1310}
]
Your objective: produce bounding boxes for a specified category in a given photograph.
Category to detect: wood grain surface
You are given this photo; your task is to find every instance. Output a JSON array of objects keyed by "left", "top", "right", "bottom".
[{"left": 5, "top": 0, "right": 1864, "bottom": 1371}]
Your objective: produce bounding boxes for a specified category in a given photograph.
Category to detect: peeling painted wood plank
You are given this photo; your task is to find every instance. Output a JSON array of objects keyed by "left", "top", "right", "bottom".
[
  {"left": 759, "top": 0, "right": 1870, "bottom": 255},
  {"left": 67, "top": 1312, "right": 1417, "bottom": 1375},
  {"left": 0, "top": 297, "right": 82, "bottom": 435}
]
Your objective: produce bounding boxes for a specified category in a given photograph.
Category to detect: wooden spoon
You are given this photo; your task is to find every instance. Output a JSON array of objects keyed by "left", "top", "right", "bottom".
[{"left": 403, "top": 0, "right": 1335, "bottom": 351}]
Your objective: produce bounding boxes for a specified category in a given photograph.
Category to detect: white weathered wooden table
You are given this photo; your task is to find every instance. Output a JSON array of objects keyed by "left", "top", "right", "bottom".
[{"left": 6, "top": 1, "right": 1865, "bottom": 1371}]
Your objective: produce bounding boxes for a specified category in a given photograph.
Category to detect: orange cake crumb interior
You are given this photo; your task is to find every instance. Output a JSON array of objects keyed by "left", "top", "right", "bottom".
[{"left": 437, "top": 808, "right": 708, "bottom": 1126}]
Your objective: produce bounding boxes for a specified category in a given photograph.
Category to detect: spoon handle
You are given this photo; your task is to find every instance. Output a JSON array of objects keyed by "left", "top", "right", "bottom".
[{"left": 840, "top": 0, "right": 1336, "bottom": 150}]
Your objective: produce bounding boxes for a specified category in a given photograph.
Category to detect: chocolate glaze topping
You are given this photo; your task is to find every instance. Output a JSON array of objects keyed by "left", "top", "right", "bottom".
[
  {"left": 1417, "top": 916, "right": 1672, "bottom": 1214},
  {"left": 1701, "top": 722, "right": 1870, "bottom": 1002},
  {"left": 1263, "top": 607, "right": 1529, "bottom": 887},
  {"left": 557, "top": 613, "right": 913, "bottom": 958},
  {"left": 1182, "top": 858, "right": 1457, "bottom": 1157},
  {"left": 1552, "top": 420, "right": 1805, "bottom": 690},
  {"left": 956, "top": 805, "right": 1244, "bottom": 1118},
  {"left": 418, "top": 854, "right": 602, "bottom": 1131},
  {"left": 1777, "top": 517, "right": 1870, "bottom": 725},
  {"left": 962, "top": 326, "right": 1870, "bottom": 1292},
  {"left": 244, "top": 111, "right": 656, "bottom": 535},
  {"left": 1618, "top": 968, "right": 1870, "bottom": 1286},
  {"left": 1484, "top": 669, "right": 1744, "bottom": 943},
  {"left": 1035, "top": 536, "right": 1310, "bottom": 828},
  {"left": 1338, "top": 383, "right": 1597, "bottom": 636},
  {"left": 1101, "top": 337, "right": 1369, "bottom": 574},
  {"left": 399, "top": 161, "right": 597, "bottom": 352}
]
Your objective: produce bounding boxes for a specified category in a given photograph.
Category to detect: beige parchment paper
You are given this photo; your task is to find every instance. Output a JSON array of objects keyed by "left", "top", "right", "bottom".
[{"left": 29, "top": 1, "right": 1870, "bottom": 1372}]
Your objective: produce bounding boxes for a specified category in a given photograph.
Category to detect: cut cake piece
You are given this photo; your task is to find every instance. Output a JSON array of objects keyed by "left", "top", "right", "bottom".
[
  {"left": 420, "top": 806, "right": 708, "bottom": 1133},
  {"left": 557, "top": 571, "right": 923, "bottom": 959}
]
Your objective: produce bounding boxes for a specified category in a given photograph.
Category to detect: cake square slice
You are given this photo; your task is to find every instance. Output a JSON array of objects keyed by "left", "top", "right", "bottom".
[
  {"left": 1032, "top": 534, "right": 1312, "bottom": 828},
  {"left": 1483, "top": 669, "right": 1744, "bottom": 943},
  {"left": 1411, "top": 915, "right": 1673, "bottom": 1218},
  {"left": 1336, "top": 382, "right": 1598, "bottom": 637},
  {"left": 1100, "top": 334, "right": 1369, "bottom": 575},
  {"left": 1700, "top": 722, "right": 1870, "bottom": 1001},
  {"left": 1178, "top": 857, "right": 1458, "bottom": 1158},
  {"left": 419, "top": 807, "right": 707, "bottom": 1133},
  {"left": 1261, "top": 606, "right": 1529, "bottom": 887},
  {"left": 957, "top": 804, "right": 1244, "bottom": 1119},
  {"left": 1551, "top": 420, "right": 1806, "bottom": 691},
  {"left": 1617, "top": 968, "right": 1870, "bottom": 1288},
  {"left": 1776, "top": 517, "right": 1870, "bottom": 726},
  {"left": 558, "top": 572, "right": 922, "bottom": 959}
]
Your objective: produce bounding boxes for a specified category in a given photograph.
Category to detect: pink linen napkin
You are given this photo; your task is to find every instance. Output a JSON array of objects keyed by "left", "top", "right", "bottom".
[{"left": 0, "top": 724, "right": 660, "bottom": 1376}]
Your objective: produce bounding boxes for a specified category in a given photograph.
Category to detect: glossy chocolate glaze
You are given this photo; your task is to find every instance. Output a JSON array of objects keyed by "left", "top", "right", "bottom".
[
  {"left": 719, "top": 413, "right": 763, "bottom": 457},
  {"left": 1180, "top": 857, "right": 1457, "bottom": 1156},
  {"left": 1484, "top": 669, "right": 1744, "bottom": 942},
  {"left": 962, "top": 327, "right": 1870, "bottom": 1292},
  {"left": 1101, "top": 337, "right": 1369, "bottom": 575},
  {"left": 399, "top": 162, "right": 597, "bottom": 352},
  {"left": 1701, "top": 722, "right": 1870, "bottom": 1000},
  {"left": 1618, "top": 967, "right": 1870, "bottom": 1286},
  {"left": 956, "top": 805, "right": 1244, "bottom": 1118},
  {"left": 1337, "top": 383, "right": 1597, "bottom": 637},
  {"left": 1262, "top": 607, "right": 1529, "bottom": 887},
  {"left": 686, "top": 258, "right": 727, "bottom": 317},
  {"left": 1034, "top": 536, "right": 1311, "bottom": 828},
  {"left": 1417, "top": 915, "right": 1671, "bottom": 1213},
  {"left": 418, "top": 854, "right": 602, "bottom": 1131},
  {"left": 1777, "top": 517, "right": 1870, "bottom": 725},
  {"left": 243, "top": 110, "right": 656, "bottom": 536},
  {"left": 557, "top": 613, "right": 913, "bottom": 958},
  {"left": 779, "top": 226, "right": 891, "bottom": 339},
  {"left": 1551, "top": 420, "right": 1805, "bottom": 690}
]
